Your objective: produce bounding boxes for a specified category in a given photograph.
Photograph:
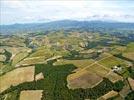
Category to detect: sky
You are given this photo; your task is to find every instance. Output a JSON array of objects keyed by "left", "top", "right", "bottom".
[{"left": 0, "top": 0, "right": 134, "bottom": 25}]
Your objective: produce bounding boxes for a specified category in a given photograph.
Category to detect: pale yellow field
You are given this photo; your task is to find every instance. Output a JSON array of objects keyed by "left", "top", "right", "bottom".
[
  {"left": 20, "top": 90, "right": 43, "bottom": 100},
  {"left": 54, "top": 59, "right": 95, "bottom": 68},
  {"left": 128, "top": 78, "right": 134, "bottom": 90},
  {"left": 11, "top": 51, "right": 29, "bottom": 66},
  {"left": 16, "top": 57, "right": 47, "bottom": 67},
  {"left": 98, "top": 56, "right": 129, "bottom": 68},
  {"left": 123, "top": 52, "right": 134, "bottom": 61},
  {"left": 0, "top": 55, "right": 6, "bottom": 62},
  {"left": 98, "top": 90, "right": 118, "bottom": 100},
  {"left": 0, "top": 66, "right": 35, "bottom": 93},
  {"left": 106, "top": 71, "right": 123, "bottom": 83}
]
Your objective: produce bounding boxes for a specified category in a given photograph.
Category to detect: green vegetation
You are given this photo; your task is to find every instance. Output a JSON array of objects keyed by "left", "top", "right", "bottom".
[{"left": 0, "top": 28, "right": 134, "bottom": 99}]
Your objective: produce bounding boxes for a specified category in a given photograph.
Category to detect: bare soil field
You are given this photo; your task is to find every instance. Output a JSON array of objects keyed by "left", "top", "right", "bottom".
[
  {"left": 67, "top": 70, "right": 103, "bottom": 89},
  {"left": 0, "top": 66, "right": 35, "bottom": 93},
  {"left": 98, "top": 90, "right": 118, "bottom": 100},
  {"left": 20, "top": 90, "right": 43, "bottom": 100}
]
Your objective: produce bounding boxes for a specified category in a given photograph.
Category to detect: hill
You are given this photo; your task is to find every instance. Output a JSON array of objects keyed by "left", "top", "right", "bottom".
[{"left": 1, "top": 20, "right": 134, "bottom": 35}]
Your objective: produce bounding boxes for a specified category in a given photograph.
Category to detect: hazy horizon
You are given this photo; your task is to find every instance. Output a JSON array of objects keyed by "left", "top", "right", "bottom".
[{"left": 0, "top": 0, "right": 134, "bottom": 25}]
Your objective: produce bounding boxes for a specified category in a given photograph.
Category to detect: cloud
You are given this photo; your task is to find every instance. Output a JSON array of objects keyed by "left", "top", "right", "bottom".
[{"left": 0, "top": 0, "right": 134, "bottom": 24}]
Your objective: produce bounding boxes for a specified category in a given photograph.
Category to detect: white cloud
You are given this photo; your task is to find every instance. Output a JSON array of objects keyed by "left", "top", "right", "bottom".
[{"left": 0, "top": 0, "right": 134, "bottom": 24}]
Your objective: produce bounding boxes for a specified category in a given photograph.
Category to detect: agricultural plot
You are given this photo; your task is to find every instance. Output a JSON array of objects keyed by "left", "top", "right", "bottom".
[
  {"left": 67, "top": 62, "right": 123, "bottom": 89},
  {"left": 67, "top": 69, "right": 103, "bottom": 89},
  {"left": 122, "top": 42, "right": 134, "bottom": 61},
  {"left": 128, "top": 78, "right": 134, "bottom": 90},
  {"left": 0, "top": 48, "right": 5, "bottom": 54},
  {"left": 20, "top": 90, "right": 43, "bottom": 100},
  {"left": 0, "top": 62, "right": 4, "bottom": 68},
  {"left": 67, "top": 63, "right": 109, "bottom": 89},
  {"left": 98, "top": 90, "right": 118, "bottom": 100},
  {"left": 0, "top": 66, "right": 35, "bottom": 93},
  {"left": 16, "top": 57, "right": 47, "bottom": 67},
  {"left": 95, "top": 52, "right": 112, "bottom": 60},
  {"left": 98, "top": 56, "right": 129, "bottom": 68},
  {"left": 11, "top": 51, "right": 29, "bottom": 66},
  {"left": 122, "top": 52, "right": 134, "bottom": 61},
  {"left": 0, "top": 55, "right": 6, "bottom": 62},
  {"left": 54, "top": 59, "right": 95, "bottom": 68},
  {"left": 106, "top": 71, "right": 123, "bottom": 83},
  {"left": 2, "top": 90, "right": 19, "bottom": 100},
  {"left": 110, "top": 45, "right": 126, "bottom": 55},
  {"left": 35, "top": 72, "right": 44, "bottom": 81},
  {"left": 86, "top": 63, "right": 110, "bottom": 75},
  {"left": 29, "top": 48, "right": 53, "bottom": 58},
  {"left": 119, "top": 83, "right": 131, "bottom": 98},
  {"left": 0, "top": 46, "right": 30, "bottom": 59}
]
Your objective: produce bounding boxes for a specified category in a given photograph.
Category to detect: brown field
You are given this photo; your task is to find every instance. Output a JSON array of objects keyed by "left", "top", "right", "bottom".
[
  {"left": 20, "top": 90, "right": 43, "bottom": 100},
  {"left": 119, "top": 84, "right": 131, "bottom": 98},
  {"left": 0, "top": 66, "right": 35, "bottom": 93},
  {"left": 67, "top": 63, "right": 110, "bottom": 89},
  {"left": 67, "top": 62, "right": 123, "bottom": 89},
  {"left": 128, "top": 78, "right": 134, "bottom": 90},
  {"left": 123, "top": 52, "right": 134, "bottom": 61},
  {"left": 106, "top": 71, "right": 123, "bottom": 83},
  {"left": 98, "top": 90, "right": 118, "bottom": 100},
  {"left": 35, "top": 72, "right": 44, "bottom": 81},
  {"left": 67, "top": 70, "right": 103, "bottom": 89}
]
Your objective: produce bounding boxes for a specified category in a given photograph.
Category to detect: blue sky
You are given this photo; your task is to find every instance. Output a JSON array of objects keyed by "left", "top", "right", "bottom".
[{"left": 0, "top": 0, "right": 134, "bottom": 25}]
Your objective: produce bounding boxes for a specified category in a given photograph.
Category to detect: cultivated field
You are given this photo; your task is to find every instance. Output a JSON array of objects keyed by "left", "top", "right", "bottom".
[
  {"left": 67, "top": 69, "right": 103, "bottom": 89},
  {"left": 20, "top": 90, "right": 43, "bottom": 100},
  {"left": 16, "top": 57, "right": 47, "bottom": 67},
  {"left": 12, "top": 51, "right": 29, "bottom": 66},
  {"left": 0, "top": 66, "right": 35, "bottom": 93},
  {"left": 98, "top": 56, "right": 129, "bottom": 68},
  {"left": 98, "top": 90, "right": 118, "bottom": 100},
  {"left": 67, "top": 62, "right": 123, "bottom": 89},
  {"left": 122, "top": 52, "right": 134, "bottom": 61},
  {"left": 106, "top": 71, "right": 123, "bottom": 83},
  {"left": 54, "top": 59, "right": 95, "bottom": 68}
]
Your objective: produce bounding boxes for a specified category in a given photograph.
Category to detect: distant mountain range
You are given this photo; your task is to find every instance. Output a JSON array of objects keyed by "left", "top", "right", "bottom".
[{"left": 0, "top": 20, "right": 134, "bottom": 35}]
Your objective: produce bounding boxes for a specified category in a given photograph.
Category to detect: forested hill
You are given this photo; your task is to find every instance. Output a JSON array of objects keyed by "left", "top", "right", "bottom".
[{"left": 1, "top": 20, "right": 134, "bottom": 35}]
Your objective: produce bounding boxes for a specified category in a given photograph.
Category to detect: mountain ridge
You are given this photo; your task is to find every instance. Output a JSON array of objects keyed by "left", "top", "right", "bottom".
[{"left": 0, "top": 20, "right": 134, "bottom": 35}]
